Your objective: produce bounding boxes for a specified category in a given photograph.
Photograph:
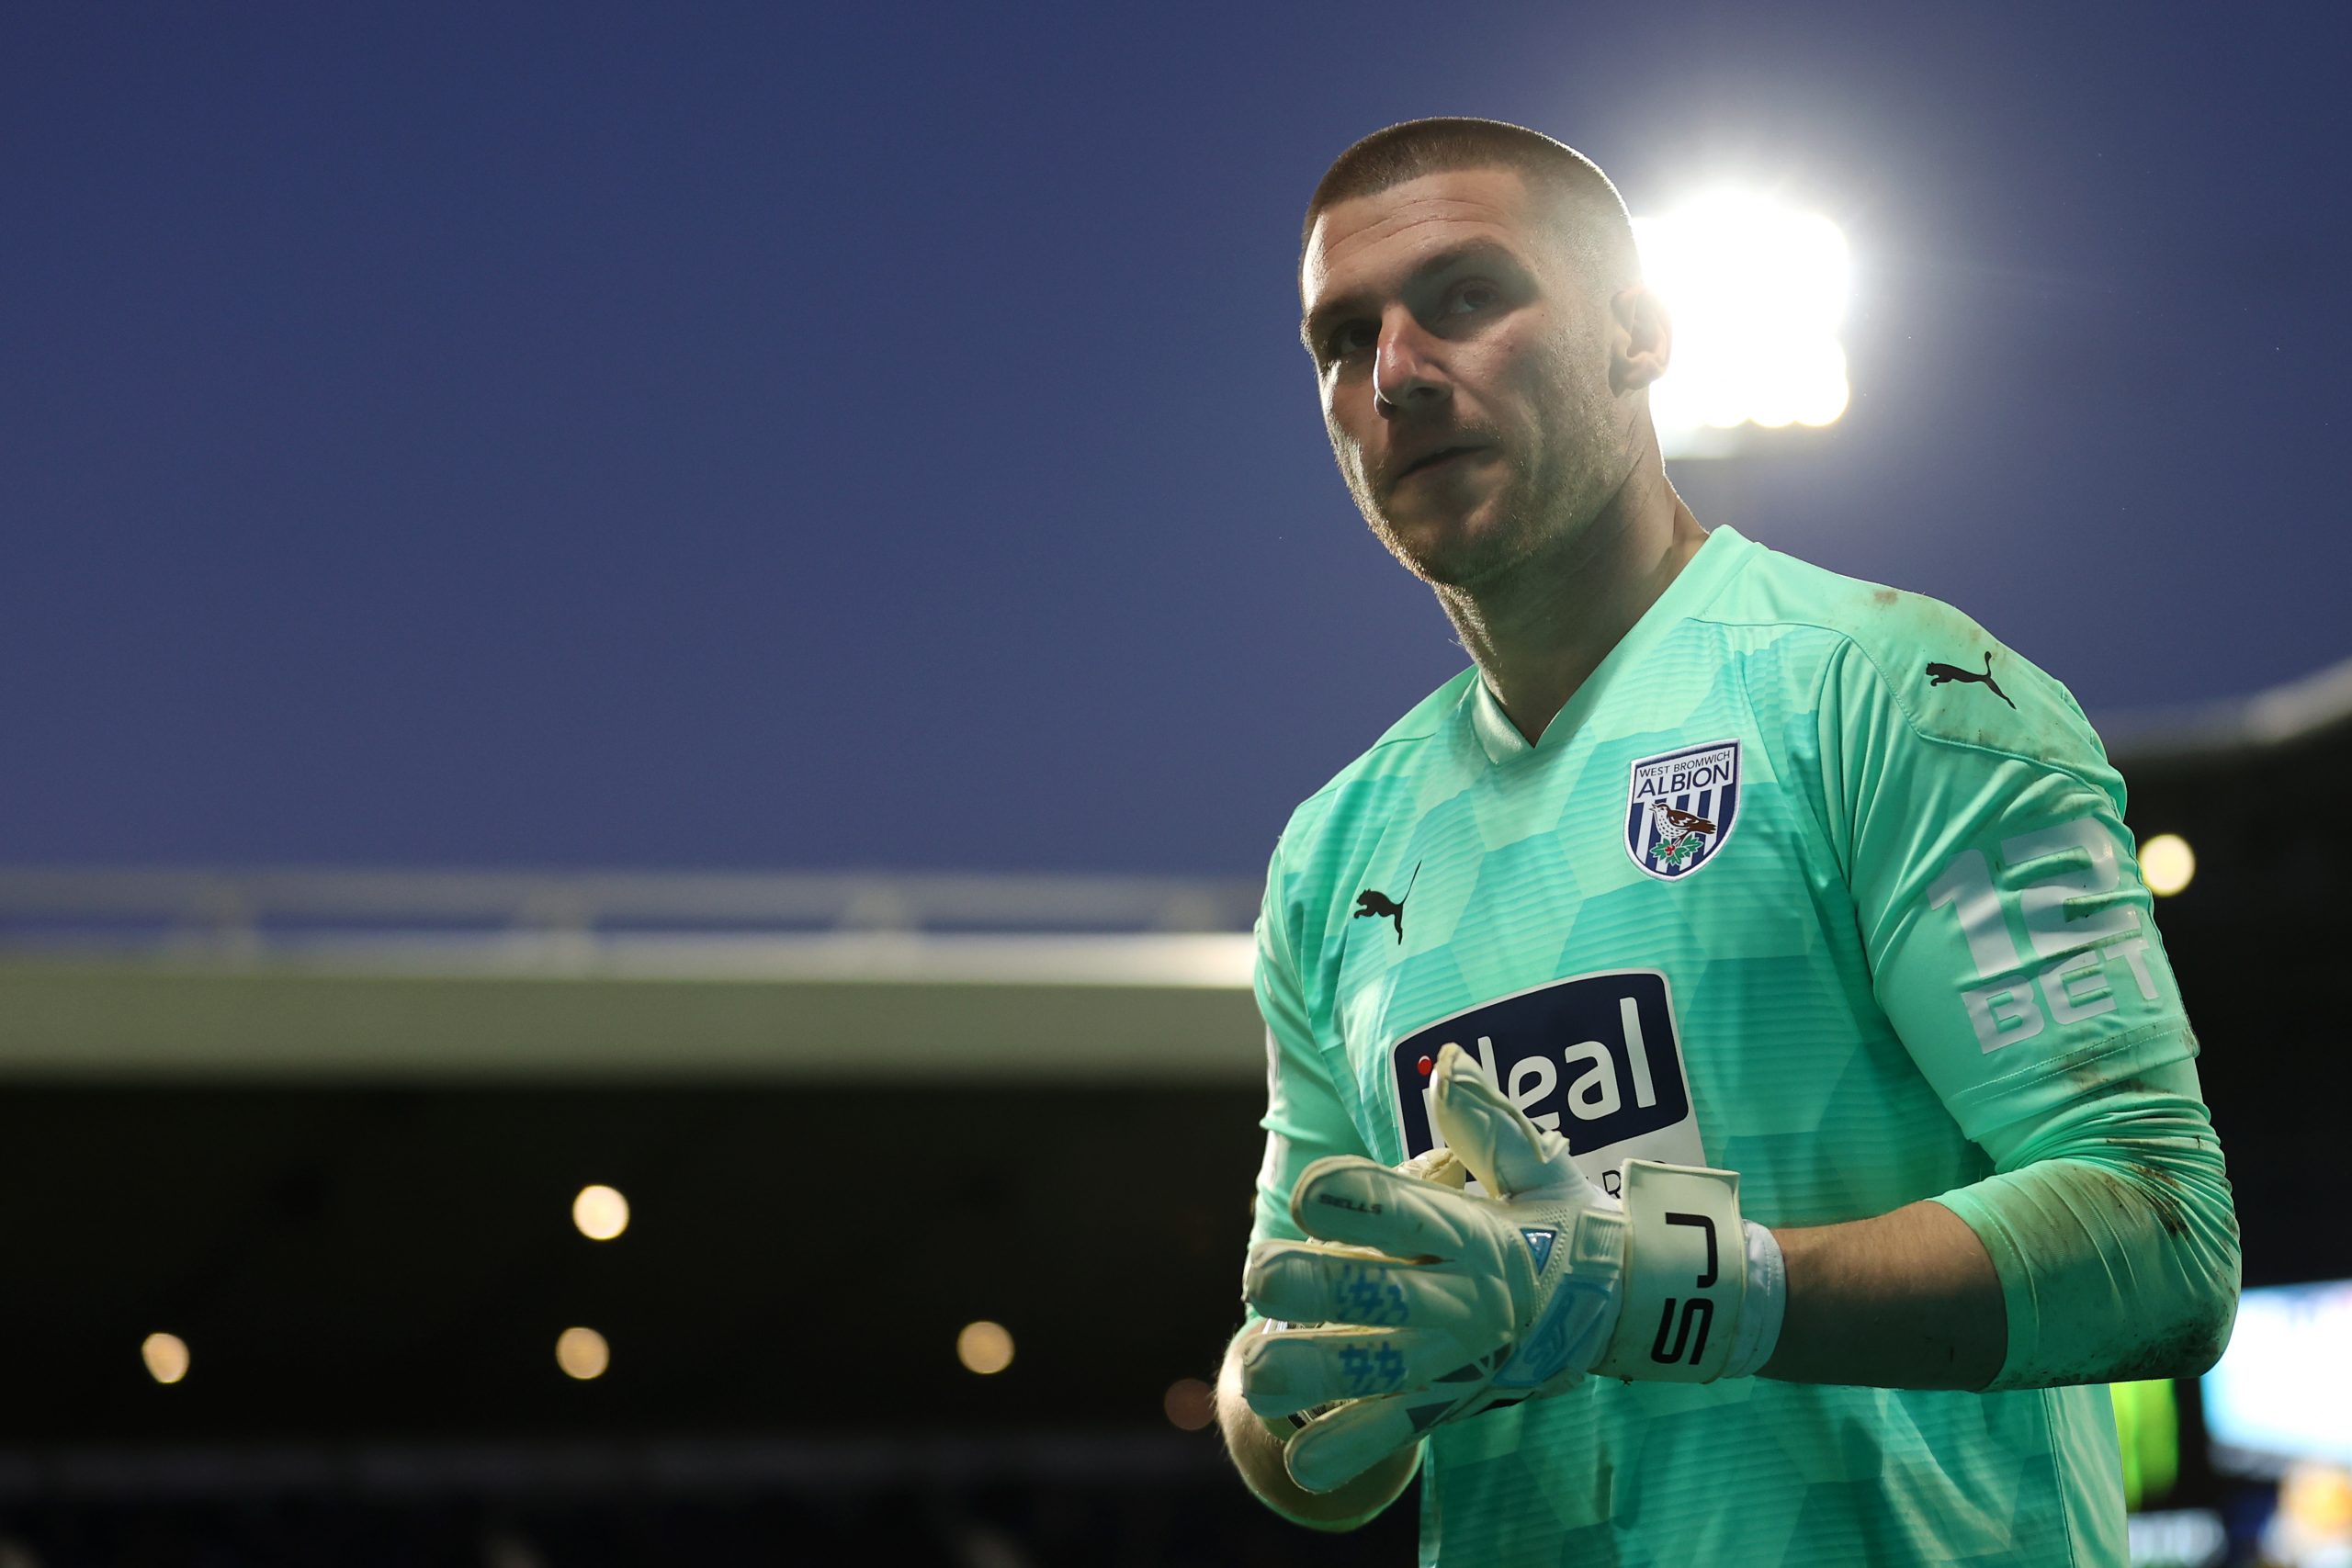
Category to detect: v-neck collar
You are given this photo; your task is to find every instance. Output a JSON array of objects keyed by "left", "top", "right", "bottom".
[{"left": 1464, "top": 525, "right": 1758, "bottom": 765}]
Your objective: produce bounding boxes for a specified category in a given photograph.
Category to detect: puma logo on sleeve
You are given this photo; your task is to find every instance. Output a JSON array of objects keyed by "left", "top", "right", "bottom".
[
  {"left": 1351, "top": 861, "right": 1421, "bottom": 945},
  {"left": 1924, "top": 650, "right": 2016, "bottom": 709}
]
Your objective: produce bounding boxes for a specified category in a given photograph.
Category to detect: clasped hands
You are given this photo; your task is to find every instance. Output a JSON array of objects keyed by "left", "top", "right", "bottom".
[{"left": 1237, "top": 1042, "right": 1632, "bottom": 1493}]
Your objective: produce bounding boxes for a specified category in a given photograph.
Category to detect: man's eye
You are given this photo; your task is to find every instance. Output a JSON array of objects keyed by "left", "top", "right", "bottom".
[
  {"left": 1328, "top": 322, "right": 1376, "bottom": 359},
  {"left": 1447, "top": 282, "right": 1499, "bottom": 315}
]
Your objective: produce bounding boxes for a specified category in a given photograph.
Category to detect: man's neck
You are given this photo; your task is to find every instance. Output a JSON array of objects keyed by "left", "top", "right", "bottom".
[{"left": 1435, "top": 450, "right": 1707, "bottom": 747}]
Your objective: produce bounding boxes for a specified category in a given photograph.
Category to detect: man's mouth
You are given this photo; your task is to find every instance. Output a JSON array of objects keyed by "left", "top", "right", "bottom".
[{"left": 1396, "top": 445, "right": 1487, "bottom": 484}]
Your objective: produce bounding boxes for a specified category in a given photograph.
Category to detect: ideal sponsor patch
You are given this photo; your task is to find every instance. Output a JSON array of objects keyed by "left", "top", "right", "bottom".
[
  {"left": 1389, "top": 970, "right": 1702, "bottom": 1187},
  {"left": 1625, "top": 739, "right": 1742, "bottom": 881}
]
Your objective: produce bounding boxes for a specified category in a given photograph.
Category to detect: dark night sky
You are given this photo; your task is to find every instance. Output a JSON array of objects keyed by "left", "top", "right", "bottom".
[{"left": 6, "top": 3, "right": 2345, "bottom": 878}]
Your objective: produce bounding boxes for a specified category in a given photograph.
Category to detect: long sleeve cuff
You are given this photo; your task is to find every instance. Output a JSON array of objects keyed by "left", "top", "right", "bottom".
[{"left": 1930, "top": 1064, "right": 2240, "bottom": 1392}]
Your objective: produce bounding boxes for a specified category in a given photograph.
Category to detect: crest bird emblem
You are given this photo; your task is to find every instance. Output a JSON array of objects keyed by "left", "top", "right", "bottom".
[{"left": 1649, "top": 804, "right": 1716, "bottom": 871}]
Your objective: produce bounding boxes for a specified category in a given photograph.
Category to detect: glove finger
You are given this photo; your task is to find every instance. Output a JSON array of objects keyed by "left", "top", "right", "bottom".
[
  {"left": 1396, "top": 1145, "right": 1466, "bottom": 1187},
  {"left": 1430, "top": 1042, "right": 1572, "bottom": 1198},
  {"left": 1239, "top": 1323, "right": 1476, "bottom": 1415},
  {"left": 1290, "top": 1156, "right": 1474, "bottom": 1258},
  {"left": 1244, "top": 1239, "right": 1472, "bottom": 1331},
  {"left": 1285, "top": 1386, "right": 1462, "bottom": 1495}
]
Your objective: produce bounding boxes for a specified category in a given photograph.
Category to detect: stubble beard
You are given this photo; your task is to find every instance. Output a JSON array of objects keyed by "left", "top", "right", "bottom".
[
  {"left": 1352, "top": 443, "right": 1543, "bottom": 591},
  {"left": 1350, "top": 423, "right": 1621, "bottom": 595},
  {"left": 1343, "top": 334, "right": 1627, "bottom": 594}
]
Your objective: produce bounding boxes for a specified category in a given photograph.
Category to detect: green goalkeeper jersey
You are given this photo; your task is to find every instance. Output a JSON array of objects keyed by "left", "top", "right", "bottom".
[{"left": 1250, "top": 525, "right": 2199, "bottom": 1566}]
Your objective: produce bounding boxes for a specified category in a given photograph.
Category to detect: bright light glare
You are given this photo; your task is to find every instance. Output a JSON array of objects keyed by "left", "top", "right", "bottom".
[
  {"left": 2140, "top": 833, "right": 2196, "bottom": 897},
  {"left": 573, "top": 1184, "right": 629, "bottom": 1241},
  {"left": 1633, "top": 195, "right": 1851, "bottom": 456},
  {"left": 141, "top": 1332, "right": 190, "bottom": 1384},
  {"left": 556, "top": 1325, "right": 610, "bottom": 1380},
  {"left": 956, "top": 1320, "right": 1014, "bottom": 1375}
]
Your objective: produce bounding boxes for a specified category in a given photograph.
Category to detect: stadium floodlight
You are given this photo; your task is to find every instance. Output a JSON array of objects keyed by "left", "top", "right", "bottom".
[{"left": 1633, "top": 195, "right": 1852, "bottom": 459}]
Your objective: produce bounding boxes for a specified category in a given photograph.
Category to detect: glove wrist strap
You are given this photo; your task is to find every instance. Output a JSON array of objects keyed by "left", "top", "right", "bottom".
[
  {"left": 1591, "top": 1160, "right": 1746, "bottom": 1382},
  {"left": 1721, "top": 1221, "right": 1787, "bottom": 1379}
]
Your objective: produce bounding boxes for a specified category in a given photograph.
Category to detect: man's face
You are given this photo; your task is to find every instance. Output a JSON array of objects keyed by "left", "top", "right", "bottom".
[{"left": 1300, "top": 166, "right": 1632, "bottom": 591}]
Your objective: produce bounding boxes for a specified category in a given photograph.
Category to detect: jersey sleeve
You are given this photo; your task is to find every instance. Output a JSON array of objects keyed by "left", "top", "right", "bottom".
[
  {"left": 1249, "top": 837, "right": 1374, "bottom": 1258},
  {"left": 1815, "top": 624, "right": 2238, "bottom": 1387},
  {"left": 1940, "top": 1055, "right": 2240, "bottom": 1388},
  {"left": 1815, "top": 631, "right": 2198, "bottom": 1146}
]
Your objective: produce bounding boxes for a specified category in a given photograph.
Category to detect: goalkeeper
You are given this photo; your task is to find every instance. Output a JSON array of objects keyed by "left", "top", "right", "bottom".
[{"left": 1218, "top": 117, "right": 2239, "bottom": 1566}]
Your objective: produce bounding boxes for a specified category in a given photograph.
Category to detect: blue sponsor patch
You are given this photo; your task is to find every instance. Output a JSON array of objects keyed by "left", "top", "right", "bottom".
[
  {"left": 1390, "top": 970, "right": 1691, "bottom": 1164},
  {"left": 1624, "top": 739, "right": 1742, "bottom": 880}
]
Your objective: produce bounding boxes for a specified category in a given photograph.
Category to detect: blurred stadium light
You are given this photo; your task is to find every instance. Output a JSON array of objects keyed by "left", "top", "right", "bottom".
[
  {"left": 2200, "top": 1279, "right": 2352, "bottom": 1476},
  {"left": 140, "top": 1333, "right": 190, "bottom": 1385},
  {"left": 555, "top": 1327, "right": 610, "bottom": 1382},
  {"left": 957, "top": 1322, "right": 1016, "bottom": 1377},
  {"left": 2139, "top": 833, "right": 2196, "bottom": 897},
  {"left": 1634, "top": 194, "right": 1852, "bottom": 460},
  {"left": 572, "top": 1184, "right": 629, "bottom": 1241}
]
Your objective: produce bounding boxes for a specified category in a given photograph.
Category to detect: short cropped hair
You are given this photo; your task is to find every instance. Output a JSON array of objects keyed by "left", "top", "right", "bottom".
[{"left": 1302, "top": 118, "right": 1640, "bottom": 299}]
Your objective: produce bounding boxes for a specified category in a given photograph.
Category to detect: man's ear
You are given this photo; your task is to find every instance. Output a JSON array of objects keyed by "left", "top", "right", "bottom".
[{"left": 1609, "top": 285, "right": 1671, "bottom": 395}]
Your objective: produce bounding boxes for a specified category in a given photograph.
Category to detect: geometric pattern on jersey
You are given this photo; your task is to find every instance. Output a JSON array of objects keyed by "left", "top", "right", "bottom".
[{"left": 1250, "top": 525, "right": 2196, "bottom": 1565}]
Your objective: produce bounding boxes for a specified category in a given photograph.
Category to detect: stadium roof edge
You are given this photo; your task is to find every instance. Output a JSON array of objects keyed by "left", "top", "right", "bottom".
[
  {"left": 0, "top": 865, "right": 1263, "bottom": 941},
  {"left": 2099, "top": 653, "right": 2352, "bottom": 766}
]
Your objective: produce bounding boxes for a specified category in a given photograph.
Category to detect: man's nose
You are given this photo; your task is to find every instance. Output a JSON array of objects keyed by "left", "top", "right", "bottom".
[{"left": 1374, "top": 313, "right": 1448, "bottom": 415}]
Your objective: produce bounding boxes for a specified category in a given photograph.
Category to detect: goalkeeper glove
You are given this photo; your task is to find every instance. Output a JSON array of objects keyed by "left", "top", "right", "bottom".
[
  {"left": 1239, "top": 1041, "right": 1787, "bottom": 1493},
  {"left": 1239, "top": 1142, "right": 1469, "bottom": 1451}
]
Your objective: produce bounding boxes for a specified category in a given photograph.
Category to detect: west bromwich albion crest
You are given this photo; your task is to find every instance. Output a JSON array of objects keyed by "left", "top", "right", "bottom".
[{"left": 1625, "top": 739, "right": 1741, "bottom": 880}]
